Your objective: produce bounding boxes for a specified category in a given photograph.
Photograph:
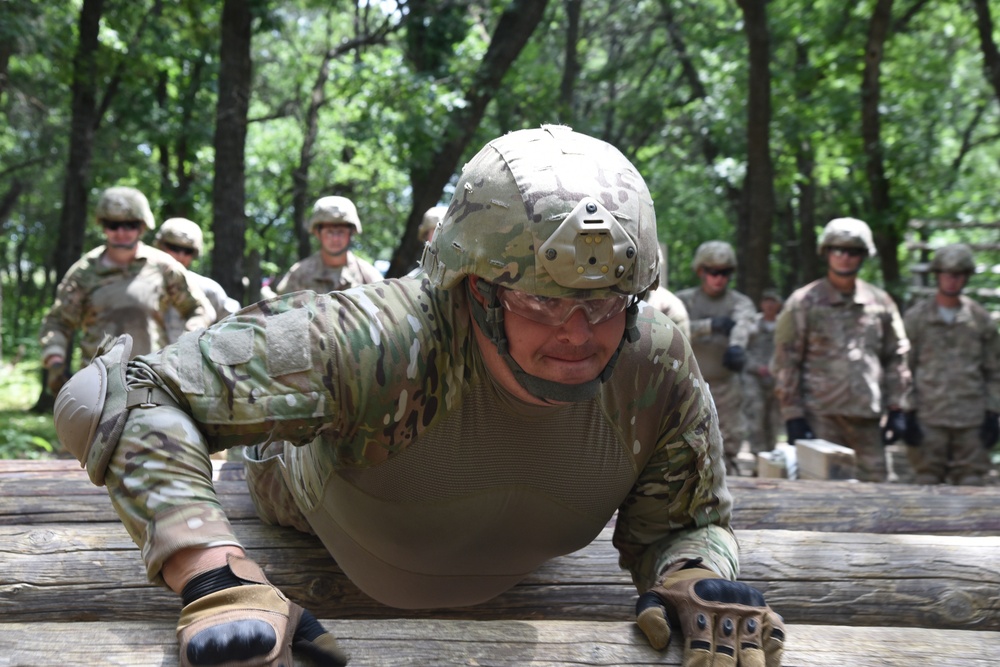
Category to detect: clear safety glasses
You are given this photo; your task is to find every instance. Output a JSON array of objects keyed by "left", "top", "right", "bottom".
[{"left": 496, "top": 286, "right": 630, "bottom": 327}]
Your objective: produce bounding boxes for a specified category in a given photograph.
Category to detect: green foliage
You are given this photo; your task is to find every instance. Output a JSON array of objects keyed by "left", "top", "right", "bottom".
[{"left": 0, "top": 357, "right": 58, "bottom": 459}]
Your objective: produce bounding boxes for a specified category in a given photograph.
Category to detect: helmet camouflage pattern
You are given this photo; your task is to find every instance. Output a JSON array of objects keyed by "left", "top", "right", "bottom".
[
  {"left": 930, "top": 243, "right": 975, "bottom": 274},
  {"left": 155, "top": 217, "right": 204, "bottom": 257},
  {"left": 95, "top": 186, "right": 156, "bottom": 231},
  {"left": 817, "top": 217, "right": 877, "bottom": 257},
  {"left": 307, "top": 196, "right": 361, "bottom": 234},
  {"left": 422, "top": 124, "right": 658, "bottom": 299},
  {"left": 419, "top": 205, "right": 448, "bottom": 243},
  {"left": 692, "top": 240, "right": 737, "bottom": 271}
]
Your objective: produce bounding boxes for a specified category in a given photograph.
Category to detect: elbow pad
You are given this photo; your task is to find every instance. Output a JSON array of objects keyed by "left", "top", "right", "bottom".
[{"left": 53, "top": 334, "right": 134, "bottom": 487}]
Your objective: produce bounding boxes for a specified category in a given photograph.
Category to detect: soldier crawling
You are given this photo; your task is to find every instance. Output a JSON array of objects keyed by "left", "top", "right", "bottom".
[{"left": 53, "top": 126, "right": 783, "bottom": 666}]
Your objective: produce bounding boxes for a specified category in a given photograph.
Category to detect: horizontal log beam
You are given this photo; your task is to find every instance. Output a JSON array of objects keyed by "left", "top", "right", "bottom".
[
  {"left": 3, "top": 521, "right": 999, "bottom": 630},
  {"left": 5, "top": 461, "right": 1000, "bottom": 535},
  {"left": 2, "top": 620, "right": 997, "bottom": 667}
]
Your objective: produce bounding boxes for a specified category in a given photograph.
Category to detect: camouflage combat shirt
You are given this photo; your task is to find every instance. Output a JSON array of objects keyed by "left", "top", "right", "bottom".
[
  {"left": 39, "top": 243, "right": 215, "bottom": 363},
  {"left": 903, "top": 295, "right": 1000, "bottom": 427},
  {"left": 675, "top": 287, "right": 756, "bottom": 381},
  {"left": 645, "top": 286, "right": 691, "bottom": 339},
  {"left": 273, "top": 251, "right": 384, "bottom": 295},
  {"left": 772, "top": 277, "right": 911, "bottom": 420},
  {"left": 104, "top": 277, "right": 737, "bottom": 605},
  {"left": 163, "top": 271, "right": 241, "bottom": 343}
]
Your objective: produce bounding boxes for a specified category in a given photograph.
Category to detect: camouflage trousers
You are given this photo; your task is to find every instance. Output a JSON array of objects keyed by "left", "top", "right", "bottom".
[
  {"left": 904, "top": 424, "right": 990, "bottom": 486},
  {"left": 243, "top": 441, "right": 314, "bottom": 534},
  {"left": 809, "top": 413, "right": 886, "bottom": 482},
  {"left": 706, "top": 374, "right": 746, "bottom": 476},
  {"left": 742, "top": 373, "right": 782, "bottom": 455}
]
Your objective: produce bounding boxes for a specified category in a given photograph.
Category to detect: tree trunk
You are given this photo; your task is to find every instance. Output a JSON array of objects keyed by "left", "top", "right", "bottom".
[
  {"left": 211, "top": 0, "right": 252, "bottom": 304},
  {"left": 558, "top": 0, "right": 582, "bottom": 123},
  {"left": 53, "top": 0, "right": 103, "bottom": 285},
  {"left": 861, "top": 0, "right": 901, "bottom": 292},
  {"left": 386, "top": 0, "right": 551, "bottom": 278},
  {"left": 735, "top": 0, "right": 776, "bottom": 304}
]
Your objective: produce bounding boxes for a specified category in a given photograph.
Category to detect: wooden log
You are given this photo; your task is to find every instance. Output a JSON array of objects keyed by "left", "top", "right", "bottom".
[
  {"left": 7, "top": 464, "right": 1000, "bottom": 536},
  {"left": 3, "top": 521, "right": 999, "bottom": 630},
  {"left": 2, "top": 620, "right": 998, "bottom": 667}
]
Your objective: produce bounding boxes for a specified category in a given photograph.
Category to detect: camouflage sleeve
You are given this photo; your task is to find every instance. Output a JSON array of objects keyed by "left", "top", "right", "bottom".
[
  {"left": 901, "top": 305, "right": 922, "bottom": 411},
  {"left": 273, "top": 264, "right": 302, "bottom": 296},
  {"left": 166, "top": 264, "right": 216, "bottom": 331},
  {"left": 39, "top": 266, "right": 86, "bottom": 362},
  {"left": 980, "top": 309, "right": 1000, "bottom": 414},
  {"left": 880, "top": 298, "right": 912, "bottom": 410},
  {"left": 613, "top": 333, "right": 737, "bottom": 592},
  {"left": 728, "top": 292, "right": 757, "bottom": 348},
  {"left": 771, "top": 299, "right": 806, "bottom": 420}
]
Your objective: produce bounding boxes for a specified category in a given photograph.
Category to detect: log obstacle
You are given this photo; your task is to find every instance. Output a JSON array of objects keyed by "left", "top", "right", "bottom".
[{"left": 3, "top": 459, "right": 1000, "bottom": 666}]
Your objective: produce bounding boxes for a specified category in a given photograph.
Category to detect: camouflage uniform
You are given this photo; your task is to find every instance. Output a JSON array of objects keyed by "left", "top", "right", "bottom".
[
  {"left": 676, "top": 285, "right": 755, "bottom": 474},
  {"left": 903, "top": 294, "right": 1000, "bottom": 484},
  {"left": 163, "top": 274, "right": 239, "bottom": 343},
  {"left": 743, "top": 311, "right": 782, "bottom": 455},
  {"left": 39, "top": 242, "right": 215, "bottom": 363},
  {"left": 772, "top": 278, "right": 911, "bottom": 481},
  {"left": 273, "top": 251, "right": 383, "bottom": 295},
  {"left": 97, "top": 279, "right": 735, "bottom": 605},
  {"left": 644, "top": 286, "right": 691, "bottom": 339}
]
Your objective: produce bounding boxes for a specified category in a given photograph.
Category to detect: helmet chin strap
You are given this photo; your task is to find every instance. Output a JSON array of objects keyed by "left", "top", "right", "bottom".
[{"left": 467, "top": 281, "right": 639, "bottom": 404}]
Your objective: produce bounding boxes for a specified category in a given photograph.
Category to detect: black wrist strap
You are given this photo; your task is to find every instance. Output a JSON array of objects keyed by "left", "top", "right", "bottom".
[{"left": 181, "top": 564, "right": 244, "bottom": 606}]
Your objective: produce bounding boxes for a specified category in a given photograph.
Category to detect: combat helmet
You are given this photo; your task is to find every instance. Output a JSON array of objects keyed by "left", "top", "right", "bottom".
[
  {"left": 817, "top": 217, "right": 877, "bottom": 257},
  {"left": 155, "top": 217, "right": 203, "bottom": 257},
  {"left": 692, "top": 241, "right": 737, "bottom": 271},
  {"left": 930, "top": 243, "right": 976, "bottom": 274},
  {"left": 421, "top": 124, "right": 659, "bottom": 402},
  {"left": 419, "top": 205, "right": 448, "bottom": 243},
  {"left": 95, "top": 186, "right": 156, "bottom": 231},
  {"left": 307, "top": 196, "right": 361, "bottom": 234}
]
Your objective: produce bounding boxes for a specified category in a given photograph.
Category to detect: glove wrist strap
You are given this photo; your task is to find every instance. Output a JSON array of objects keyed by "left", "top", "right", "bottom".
[{"left": 181, "top": 564, "right": 244, "bottom": 606}]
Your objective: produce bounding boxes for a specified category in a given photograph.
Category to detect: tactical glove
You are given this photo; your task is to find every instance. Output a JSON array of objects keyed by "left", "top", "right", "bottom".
[
  {"left": 45, "top": 361, "right": 69, "bottom": 396},
  {"left": 721, "top": 345, "right": 747, "bottom": 372},
  {"left": 785, "top": 417, "right": 813, "bottom": 444},
  {"left": 636, "top": 561, "right": 784, "bottom": 666},
  {"left": 980, "top": 411, "right": 1000, "bottom": 450},
  {"left": 902, "top": 411, "right": 923, "bottom": 447},
  {"left": 177, "top": 554, "right": 348, "bottom": 667},
  {"left": 881, "top": 409, "right": 907, "bottom": 445},
  {"left": 710, "top": 316, "right": 736, "bottom": 336}
]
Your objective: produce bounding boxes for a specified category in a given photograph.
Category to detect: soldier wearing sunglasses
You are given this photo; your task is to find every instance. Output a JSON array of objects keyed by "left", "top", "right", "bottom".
[
  {"left": 154, "top": 217, "right": 240, "bottom": 343},
  {"left": 54, "top": 127, "right": 783, "bottom": 667},
  {"left": 676, "top": 241, "right": 757, "bottom": 476},
  {"left": 39, "top": 186, "right": 216, "bottom": 396},
  {"left": 771, "top": 217, "right": 912, "bottom": 482}
]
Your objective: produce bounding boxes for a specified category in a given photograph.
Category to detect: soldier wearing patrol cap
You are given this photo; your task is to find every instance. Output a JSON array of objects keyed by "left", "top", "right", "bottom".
[
  {"left": 676, "top": 240, "right": 756, "bottom": 475},
  {"left": 53, "top": 126, "right": 783, "bottom": 667},
  {"left": 771, "top": 217, "right": 912, "bottom": 481},
  {"left": 39, "top": 186, "right": 215, "bottom": 395},
  {"left": 902, "top": 243, "right": 1000, "bottom": 485},
  {"left": 154, "top": 217, "right": 240, "bottom": 342},
  {"left": 274, "top": 195, "right": 384, "bottom": 295}
]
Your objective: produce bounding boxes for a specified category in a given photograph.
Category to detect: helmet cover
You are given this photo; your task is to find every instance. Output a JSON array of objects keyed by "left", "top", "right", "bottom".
[
  {"left": 155, "top": 217, "right": 204, "bottom": 257},
  {"left": 95, "top": 186, "right": 156, "bottom": 231}
]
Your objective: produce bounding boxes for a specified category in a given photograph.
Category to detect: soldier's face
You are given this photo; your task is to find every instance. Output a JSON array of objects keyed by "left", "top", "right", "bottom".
[
  {"left": 315, "top": 224, "right": 352, "bottom": 255},
  {"left": 501, "top": 300, "right": 626, "bottom": 389},
  {"left": 102, "top": 221, "right": 143, "bottom": 250},
  {"left": 698, "top": 266, "right": 732, "bottom": 297},
  {"left": 936, "top": 271, "right": 968, "bottom": 297},
  {"left": 826, "top": 247, "right": 865, "bottom": 276},
  {"left": 761, "top": 298, "right": 781, "bottom": 320}
]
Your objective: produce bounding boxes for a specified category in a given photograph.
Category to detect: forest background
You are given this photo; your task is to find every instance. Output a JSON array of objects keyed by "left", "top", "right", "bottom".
[{"left": 2, "top": 0, "right": 1000, "bottom": 406}]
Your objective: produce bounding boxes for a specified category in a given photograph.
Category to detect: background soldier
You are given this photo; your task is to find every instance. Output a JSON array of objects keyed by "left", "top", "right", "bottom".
[
  {"left": 676, "top": 241, "right": 756, "bottom": 475},
  {"left": 39, "top": 186, "right": 215, "bottom": 395},
  {"left": 154, "top": 217, "right": 240, "bottom": 343},
  {"left": 772, "top": 217, "right": 912, "bottom": 482},
  {"left": 902, "top": 243, "right": 1000, "bottom": 485},
  {"left": 645, "top": 248, "right": 691, "bottom": 338},
  {"left": 743, "top": 289, "right": 784, "bottom": 466},
  {"left": 274, "top": 195, "right": 384, "bottom": 295},
  {"left": 54, "top": 126, "right": 782, "bottom": 667}
]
